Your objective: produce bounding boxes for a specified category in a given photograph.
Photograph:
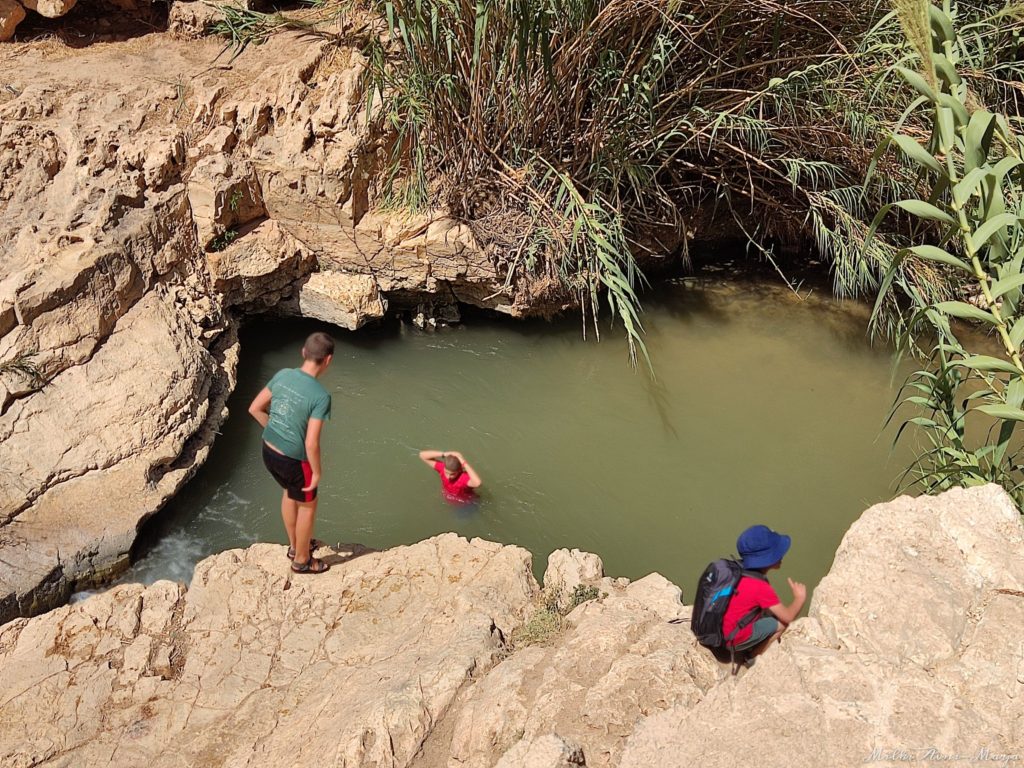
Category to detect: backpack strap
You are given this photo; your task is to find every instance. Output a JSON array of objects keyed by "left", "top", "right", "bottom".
[
  {"left": 723, "top": 605, "right": 763, "bottom": 644},
  {"left": 726, "top": 606, "right": 763, "bottom": 675}
]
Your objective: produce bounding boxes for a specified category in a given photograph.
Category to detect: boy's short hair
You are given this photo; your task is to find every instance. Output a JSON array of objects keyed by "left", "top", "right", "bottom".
[
  {"left": 443, "top": 455, "right": 462, "bottom": 474},
  {"left": 303, "top": 332, "right": 335, "bottom": 363}
]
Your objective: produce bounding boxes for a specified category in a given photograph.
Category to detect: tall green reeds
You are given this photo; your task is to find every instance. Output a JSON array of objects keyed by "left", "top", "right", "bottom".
[
  {"left": 870, "top": 0, "right": 1024, "bottom": 503},
  {"left": 214, "top": 0, "right": 1022, "bottom": 363}
]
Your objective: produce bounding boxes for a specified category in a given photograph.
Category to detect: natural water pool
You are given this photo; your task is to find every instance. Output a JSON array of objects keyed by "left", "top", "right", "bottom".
[{"left": 125, "top": 278, "right": 914, "bottom": 602}]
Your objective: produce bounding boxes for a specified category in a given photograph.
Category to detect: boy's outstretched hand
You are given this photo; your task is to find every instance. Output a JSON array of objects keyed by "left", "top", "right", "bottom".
[{"left": 788, "top": 577, "right": 807, "bottom": 602}]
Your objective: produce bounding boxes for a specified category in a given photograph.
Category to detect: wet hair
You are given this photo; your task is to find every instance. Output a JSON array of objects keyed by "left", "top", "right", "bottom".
[
  {"left": 443, "top": 455, "right": 463, "bottom": 474},
  {"left": 303, "top": 332, "right": 335, "bottom": 363}
]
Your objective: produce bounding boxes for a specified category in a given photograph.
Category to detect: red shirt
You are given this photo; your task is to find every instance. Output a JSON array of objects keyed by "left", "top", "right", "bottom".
[
  {"left": 722, "top": 575, "right": 780, "bottom": 646},
  {"left": 434, "top": 461, "right": 474, "bottom": 502}
]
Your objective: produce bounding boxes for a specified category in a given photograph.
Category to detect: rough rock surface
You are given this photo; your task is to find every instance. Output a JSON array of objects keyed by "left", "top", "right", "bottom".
[
  {"left": 447, "top": 571, "right": 720, "bottom": 768},
  {"left": 0, "top": 0, "right": 25, "bottom": 40},
  {"left": 543, "top": 547, "right": 606, "bottom": 597},
  {"left": 0, "top": 488, "right": 1021, "bottom": 767},
  {"left": 0, "top": 535, "right": 539, "bottom": 767},
  {"left": 0, "top": 30, "right": 508, "bottom": 620},
  {"left": 620, "top": 485, "right": 1024, "bottom": 768}
]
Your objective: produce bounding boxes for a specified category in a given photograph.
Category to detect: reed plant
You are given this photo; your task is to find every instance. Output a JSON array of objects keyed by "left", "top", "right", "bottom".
[
  {"left": 869, "top": 0, "right": 1024, "bottom": 502},
  {"left": 213, "top": 0, "right": 1022, "bottom": 363},
  {"left": 358, "top": 0, "right": 1020, "bottom": 361}
]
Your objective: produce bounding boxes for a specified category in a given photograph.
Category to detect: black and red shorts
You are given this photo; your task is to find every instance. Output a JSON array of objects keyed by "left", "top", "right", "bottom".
[{"left": 262, "top": 443, "right": 317, "bottom": 502}]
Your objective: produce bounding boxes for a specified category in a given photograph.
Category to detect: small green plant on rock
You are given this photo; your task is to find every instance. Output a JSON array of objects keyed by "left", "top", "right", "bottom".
[
  {"left": 566, "top": 584, "right": 601, "bottom": 612},
  {"left": 209, "top": 228, "right": 239, "bottom": 252},
  {"left": 511, "top": 607, "right": 563, "bottom": 650},
  {"left": 511, "top": 583, "right": 604, "bottom": 650},
  {"left": 0, "top": 352, "right": 44, "bottom": 390}
]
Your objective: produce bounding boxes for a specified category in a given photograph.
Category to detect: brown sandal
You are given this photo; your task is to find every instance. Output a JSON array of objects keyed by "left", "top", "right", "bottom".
[
  {"left": 291, "top": 557, "right": 329, "bottom": 574},
  {"left": 286, "top": 539, "right": 327, "bottom": 561}
]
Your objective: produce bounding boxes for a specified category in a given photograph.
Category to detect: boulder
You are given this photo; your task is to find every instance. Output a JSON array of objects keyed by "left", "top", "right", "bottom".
[
  {"left": 20, "top": 0, "right": 74, "bottom": 18},
  {"left": 0, "top": 535, "right": 538, "bottom": 767},
  {"left": 544, "top": 548, "right": 606, "bottom": 598},
  {"left": 618, "top": 485, "right": 1024, "bottom": 768},
  {"left": 448, "top": 573, "right": 719, "bottom": 768},
  {"left": 0, "top": 0, "right": 25, "bottom": 41},
  {"left": 284, "top": 271, "right": 387, "bottom": 330},
  {"left": 206, "top": 218, "right": 315, "bottom": 311}
]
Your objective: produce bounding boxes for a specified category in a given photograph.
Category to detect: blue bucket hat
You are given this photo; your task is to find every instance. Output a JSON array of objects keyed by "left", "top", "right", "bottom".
[{"left": 737, "top": 525, "right": 791, "bottom": 569}]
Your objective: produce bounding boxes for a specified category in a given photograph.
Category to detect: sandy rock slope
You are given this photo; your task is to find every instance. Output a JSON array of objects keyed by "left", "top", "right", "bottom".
[
  {"left": 0, "top": 29, "right": 508, "bottom": 621},
  {"left": 0, "top": 486, "right": 1021, "bottom": 767}
]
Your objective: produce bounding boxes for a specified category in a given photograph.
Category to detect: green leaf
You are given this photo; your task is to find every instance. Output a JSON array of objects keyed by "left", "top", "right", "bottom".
[
  {"left": 908, "top": 245, "right": 969, "bottom": 271},
  {"left": 991, "top": 156, "right": 1024, "bottom": 185},
  {"left": 970, "top": 212, "right": 1018, "bottom": 249},
  {"left": 936, "top": 92, "right": 969, "bottom": 128},
  {"left": 965, "top": 110, "right": 996, "bottom": 171},
  {"left": 933, "top": 301, "right": 999, "bottom": 324},
  {"left": 959, "top": 355, "right": 1022, "bottom": 374},
  {"left": 976, "top": 404, "right": 1024, "bottom": 422},
  {"left": 1008, "top": 378, "right": 1024, "bottom": 409},
  {"left": 928, "top": 5, "right": 955, "bottom": 44},
  {"left": 990, "top": 273, "right": 1024, "bottom": 300},
  {"left": 952, "top": 167, "right": 988, "bottom": 207},
  {"left": 892, "top": 134, "right": 941, "bottom": 174},
  {"left": 895, "top": 199, "right": 956, "bottom": 225},
  {"left": 1011, "top": 318, "right": 1024, "bottom": 350},
  {"left": 937, "top": 107, "right": 956, "bottom": 153},
  {"left": 897, "top": 67, "right": 936, "bottom": 101},
  {"left": 932, "top": 53, "right": 962, "bottom": 89}
]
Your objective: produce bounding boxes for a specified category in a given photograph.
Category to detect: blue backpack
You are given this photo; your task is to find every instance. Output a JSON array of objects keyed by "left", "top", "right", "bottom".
[{"left": 690, "top": 558, "right": 765, "bottom": 648}]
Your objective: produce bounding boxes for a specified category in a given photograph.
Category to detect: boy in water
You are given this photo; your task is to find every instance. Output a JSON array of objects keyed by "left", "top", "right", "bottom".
[
  {"left": 248, "top": 331, "right": 334, "bottom": 574},
  {"left": 418, "top": 450, "right": 482, "bottom": 503},
  {"left": 722, "top": 524, "right": 807, "bottom": 661}
]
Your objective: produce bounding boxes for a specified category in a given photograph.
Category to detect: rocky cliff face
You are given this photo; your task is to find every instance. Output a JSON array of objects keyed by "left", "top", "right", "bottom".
[
  {"left": 0, "top": 25, "right": 520, "bottom": 620},
  {"left": 0, "top": 486, "right": 1020, "bottom": 767}
]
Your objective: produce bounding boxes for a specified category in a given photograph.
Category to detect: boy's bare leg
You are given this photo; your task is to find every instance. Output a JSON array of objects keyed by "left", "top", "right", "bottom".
[
  {"left": 281, "top": 492, "right": 298, "bottom": 551},
  {"left": 293, "top": 499, "right": 318, "bottom": 563},
  {"left": 749, "top": 624, "right": 787, "bottom": 658}
]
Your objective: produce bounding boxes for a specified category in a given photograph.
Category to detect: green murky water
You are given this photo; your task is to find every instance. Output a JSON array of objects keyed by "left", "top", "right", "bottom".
[{"left": 126, "top": 279, "right": 913, "bottom": 601}]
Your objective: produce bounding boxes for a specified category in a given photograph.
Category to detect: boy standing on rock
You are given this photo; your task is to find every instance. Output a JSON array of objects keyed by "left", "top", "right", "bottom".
[
  {"left": 723, "top": 525, "right": 806, "bottom": 660},
  {"left": 248, "top": 331, "right": 334, "bottom": 574}
]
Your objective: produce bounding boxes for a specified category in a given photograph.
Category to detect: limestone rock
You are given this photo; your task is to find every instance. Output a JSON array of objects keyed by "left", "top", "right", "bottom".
[
  {"left": 544, "top": 548, "right": 605, "bottom": 598},
  {"left": 285, "top": 271, "right": 387, "bottom": 330},
  {"left": 206, "top": 219, "right": 314, "bottom": 311},
  {"left": 187, "top": 154, "right": 266, "bottom": 251},
  {"left": 168, "top": 0, "right": 223, "bottom": 38},
  {"left": 448, "top": 573, "right": 721, "bottom": 768},
  {"left": 618, "top": 485, "right": 1024, "bottom": 768},
  {"left": 0, "top": 289, "right": 238, "bottom": 623},
  {"left": 495, "top": 734, "right": 587, "bottom": 767},
  {"left": 20, "top": 0, "right": 73, "bottom": 18},
  {"left": 0, "top": 535, "right": 538, "bottom": 767},
  {"left": 0, "top": 0, "right": 25, "bottom": 41},
  {"left": 0, "top": 26, "right": 508, "bottom": 620}
]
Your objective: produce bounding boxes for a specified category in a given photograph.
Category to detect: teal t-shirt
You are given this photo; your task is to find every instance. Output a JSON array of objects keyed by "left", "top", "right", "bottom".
[{"left": 262, "top": 368, "right": 331, "bottom": 461}]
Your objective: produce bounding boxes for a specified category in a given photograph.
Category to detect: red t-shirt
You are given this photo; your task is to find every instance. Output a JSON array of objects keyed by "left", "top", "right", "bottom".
[
  {"left": 434, "top": 461, "right": 474, "bottom": 502},
  {"left": 722, "top": 575, "right": 780, "bottom": 646}
]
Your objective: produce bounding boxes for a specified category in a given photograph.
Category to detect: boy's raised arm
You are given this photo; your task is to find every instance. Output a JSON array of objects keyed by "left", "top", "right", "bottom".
[
  {"left": 767, "top": 577, "right": 807, "bottom": 625},
  {"left": 419, "top": 450, "right": 443, "bottom": 465},
  {"left": 459, "top": 456, "right": 482, "bottom": 488}
]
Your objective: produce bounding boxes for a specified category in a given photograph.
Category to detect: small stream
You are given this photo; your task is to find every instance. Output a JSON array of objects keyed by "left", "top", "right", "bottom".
[{"left": 120, "top": 278, "right": 915, "bottom": 599}]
